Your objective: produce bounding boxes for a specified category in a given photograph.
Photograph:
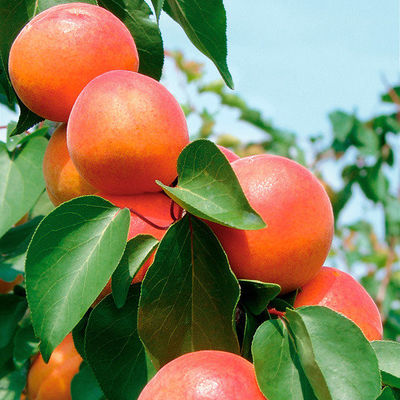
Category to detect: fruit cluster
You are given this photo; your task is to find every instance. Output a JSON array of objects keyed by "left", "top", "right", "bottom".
[{"left": 7, "top": 3, "right": 383, "bottom": 400}]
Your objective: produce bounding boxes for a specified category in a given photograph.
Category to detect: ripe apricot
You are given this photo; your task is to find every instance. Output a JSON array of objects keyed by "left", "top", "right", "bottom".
[
  {"left": 294, "top": 266, "right": 383, "bottom": 341},
  {"left": 43, "top": 124, "right": 96, "bottom": 206},
  {"left": 8, "top": 3, "right": 139, "bottom": 122},
  {"left": 92, "top": 192, "right": 176, "bottom": 305},
  {"left": 218, "top": 145, "right": 240, "bottom": 162},
  {"left": 210, "top": 154, "right": 334, "bottom": 293},
  {"left": 26, "top": 333, "right": 82, "bottom": 400},
  {"left": 138, "top": 350, "right": 266, "bottom": 400},
  {"left": 0, "top": 275, "right": 23, "bottom": 294},
  {"left": 67, "top": 70, "right": 189, "bottom": 195}
]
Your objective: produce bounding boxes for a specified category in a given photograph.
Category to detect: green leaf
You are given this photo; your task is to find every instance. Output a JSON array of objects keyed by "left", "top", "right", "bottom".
[
  {"left": 151, "top": 0, "right": 164, "bottom": 20},
  {"left": 85, "top": 286, "right": 149, "bottom": 400},
  {"left": 99, "top": 0, "right": 164, "bottom": 80},
  {"left": 163, "top": 0, "right": 233, "bottom": 88},
  {"left": 13, "top": 320, "right": 40, "bottom": 368},
  {"left": 111, "top": 235, "right": 158, "bottom": 308},
  {"left": 0, "top": 363, "right": 28, "bottom": 400},
  {"left": 241, "top": 310, "right": 258, "bottom": 361},
  {"left": 158, "top": 140, "right": 265, "bottom": 229},
  {"left": 372, "top": 340, "right": 400, "bottom": 389},
  {"left": 329, "top": 111, "right": 355, "bottom": 142},
  {"left": 357, "top": 163, "right": 389, "bottom": 203},
  {"left": 0, "top": 295, "right": 27, "bottom": 348},
  {"left": 25, "top": 196, "right": 130, "bottom": 362},
  {"left": 252, "top": 319, "right": 317, "bottom": 400},
  {"left": 0, "top": 137, "right": 47, "bottom": 239},
  {"left": 72, "top": 311, "right": 91, "bottom": 360},
  {"left": 138, "top": 215, "right": 240, "bottom": 368},
  {"left": 352, "top": 123, "right": 379, "bottom": 156},
  {"left": 71, "top": 362, "right": 106, "bottom": 400},
  {"left": 6, "top": 124, "right": 49, "bottom": 152},
  {"left": 381, "top": 87, "right": 400, "bottom": 103},
  {"left": 8, "top": 101, "right": 43, "bottom": 137},
  {"left": 384, "top": 196, "right": 400, "bottom": 239},
  {"left": 239, "top": 280, "right": 280, "bottom": 315},
  {"left": 286, "top": 307, "right": 381, "bottom": 400},
  {"left": 377, "top": 387, "right": 397, "bottom": 400}
]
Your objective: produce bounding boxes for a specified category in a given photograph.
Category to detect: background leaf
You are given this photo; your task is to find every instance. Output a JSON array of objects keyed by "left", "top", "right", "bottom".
[
  {"left": 372, "top": 340, "right": 400, "bottom": 389},
  {"left": 85, "top": 286, "right": 149, "bottom": 400},
  {"left": 0, "top": 295, "right": 27, "bottom": 348},
  {"left": 138, "top": 215, "right": 240, "bottom": 368},
  {"left": 26, "top": 196, "right": 130, "bottom": 362},
  {"left": 0, "top": 364, "right": 28, "bottom": 400},
  {"left": 158, "top": 140, "right": 265, "bottom": 229},
  {"left": 163, "top": 0, "right": 233, "bottom": 88},
  {"left": 71, "top": 362, "right": 106, "bottom": 400}
]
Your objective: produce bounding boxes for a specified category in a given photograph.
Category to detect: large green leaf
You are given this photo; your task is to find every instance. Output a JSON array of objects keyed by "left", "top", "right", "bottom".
[
  {"left": 158, "top": 140, "right": 265, "bottom": 229},
  {"left": 111, "top": 234, "right": 158, "bottom": 308},
  {"left": 25, "top": 196, "right": 130, "bottom": 362},
  {"left": 71, "top": 363, "right": 106, "bottom": 400},
  {"left": 99, "top": 0, "right": 164, "bottom": 80},
  {"left": 0, "top": 295, "right": 27, "bottom": 348},
  {"left": 163, "top": 0, "right": 233, "bottom": 88},
  {"left": 138, "top": 215, "right": 240, "bottom": 368},
  {"left": 252, "top": 319, "right": 317, "bottom": 400},
  {"left": 372, "top": 340, "right": 400, "bottom": 389},
  {"left": 286, "top": 307, "right": 381, "bottom": 400},
  {"left": 0, "top": 138, "right": 47, "bottom": 239},
  {"left": 85, "top": 286, "right": 149, "bottom": 400}
]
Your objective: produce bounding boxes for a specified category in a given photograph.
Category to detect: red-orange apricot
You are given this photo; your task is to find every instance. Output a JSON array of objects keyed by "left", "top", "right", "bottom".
[
  {"left": 294, "top": 266, "right": 383, "bottom": 341},
  {"left": 138, "top": 351, "right": 266, "bottom": 400},
  {"left": 218, "top": 145, "right": 240, "bottom": 162},
  {"left": 0, "top": 275, "right": 23, "bottom": 294},
  {"left": 92, "top": 192, "right": 176, "bottom": 305},
  {"left": 8, "top": 3, "right": 139, "bottom": 122},
  {"left": 67, "top": 70, "right": 189, "bottom": 195},
  {"left": 43, "top": 124, "right": 96, "bottom": 206},
  {"left": 210, "top": 154, "right": 334, "bottom": 293},
  {"left": 26, "top": 333, "right": 82, "bottom": 400}
]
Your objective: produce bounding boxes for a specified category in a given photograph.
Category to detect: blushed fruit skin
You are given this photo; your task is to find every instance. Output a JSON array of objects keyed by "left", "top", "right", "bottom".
[
  {"left": 92, "top": 192, "right": 175, "bottom": 305},
  {"left": 217, "top": 145, "right": 240, "bottom": 162},
  {"left": 0, "top": 275, "right": 23, "bottom": 294},
  {"left": 210, "top": 154, "right": 334, "bottom": 293},
  {"left": 294, "top": 266, "right": 383, "bottom": 341},
  {"left": 138, "top": 351, "right": 266, "bottom": 400},
  {"left": 43, "top": 124, "right": 96, "bottom": 206},
  {"left": 26, "top": 333, "right": 82, "bottom": 400},
  {"left": 67, "top": 70, "right": 189, "bottom": 195},
  {"left": 8, "top": 3, "right": 139, "bottom": 122}
]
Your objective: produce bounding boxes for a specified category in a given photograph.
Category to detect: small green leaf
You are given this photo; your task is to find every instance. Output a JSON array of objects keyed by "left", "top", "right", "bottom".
[
  {"left": 163, "top": 0, "right": 233, "bottom": 88},
  {"left": 99, "top": 0, "right": 164, "bottom": 80},
  {"left": 377, "top": 387, "right": 397, "bottom": 400},
  {"left": 158, "top": 140, "right": 265, "bottom": 229},
  {"left": 241, "top": 311, "right": 258, "bottom": 361},
  {"left": 0, "top": 295, "right": 27, "bottom": 348},
  {"left": 381, "top": 87, "right": 400, "bottom": 103},
  {"left": 71, "top": 362, "right": 106, "bottom": 400},
  {"left": 6, "top": 124, "right": 48, "bottom": 152},
  {"left": 13, "top": 320, "right": 40, "bottom": 368},
  {"left": 286, "top": 307, "right": 381, "bottom": 400},
  {"left": 151, "top": 0, "right": 164, "bottom": 21},
  {"left": 252, "top": 319, "right": 317, "bottom": 400},
  {"left": 138, "top": 215, "right": 240, "bottom": 368},
  {"left": 26, "top": 196, "right": 130, "bottom": 362},
  {"left": 372, "top": 340, "right": 400, "bottom": 389},
  {"left": 239, "top": 280, "right": 280, "bottom": 315},
  {"left": 0, "top": 363, "right": 28, "bottom": 400},
  {"left": 72, "top": 311, "right": 91, "bottom": 360},
  {"left": 85, "top": 286, "right": 149, "bottom": 400},
  {"left": 329, "top": 111, "right": 355, "bottom": 142},
  {"left": 112, "top": 235, "right": 158, "bottom": 308}
]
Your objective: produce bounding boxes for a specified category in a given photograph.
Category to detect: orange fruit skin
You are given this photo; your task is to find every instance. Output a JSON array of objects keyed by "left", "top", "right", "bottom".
[
  {"left": 217, "top": 145, "right": 240, "bottom": 162},
  {"left": 43, "top": 124, "right": 96, "bottom": 206},
  {"left": 26, "top": 334, "right": 82, "bottom": 400},
  {"left": 8, "top": 3, "right": 139, "bottom": 122},
  {"left": 294, "top": 266, "right": 383, "bottom": 341},
  {"left": 210, "top": 154, "right": 334, "bottom": 293},
  {"left": 92, "top": 192, "right": 175, "bottom": 305},
  {"left": 0, "top": 275, "right": 23, "bottom": 294},
  {"left": 67, "top": 70, "right": 189, "bottom": 195},
  {"left": 138, "top": 351, "right": 266, "bottom": 400}
]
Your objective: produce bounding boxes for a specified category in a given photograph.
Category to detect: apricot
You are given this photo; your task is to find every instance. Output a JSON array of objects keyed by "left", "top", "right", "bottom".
[
  {"left": 43, "top": 124, "right": 96, "bottom": 206},
  {"left": 92, "top": 192, "right": 176, "bottom": 305},
  {"left": 26, "top": 333, "right": 82, "bottom": 400},
  {"left": 67, "top": 70, "right": 189, "bottom": 195},
  {"left": 138, "top": 350, "right": 266, "bottom": 400},
  {"left": 294, "top": 266, "right": 383, "bottom": 341},
  {"left": 218, "top": 145, "right": 240, "bottom": 162},
  {"left": 210, "top": 154, "right": 334, "bottom": 293},
  {"left": 8, "top": 3, "right": 139, "bottom": 122},
  {"left": 0, "top": 275, "right": 23, "bottom": 294}
]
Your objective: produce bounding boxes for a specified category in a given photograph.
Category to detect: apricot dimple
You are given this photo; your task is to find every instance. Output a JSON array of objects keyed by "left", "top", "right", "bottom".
[{"left": 8, "top": 3, "right": 139, "bottom": 122}]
